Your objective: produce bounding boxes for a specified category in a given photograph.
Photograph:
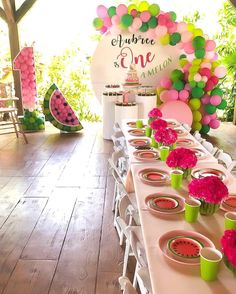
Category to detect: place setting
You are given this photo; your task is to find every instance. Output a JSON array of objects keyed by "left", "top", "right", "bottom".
[
  {"left": 128, "top": 138, "right": 151, "bottom": 148},
  {"left": 128, "top": 128, "right": 146, "bottom": 137},
  {"left": 176, "top": 138, "right": 198, "bottom": 148},
  {"left": 138, "top": 168, "right": 170, "bottom": 186},
  {"left": 133, "top": 149, "right": 159, "bottom": 162},
  {"left": 191, "top": 167, "right": 228, "bottom": 183}
]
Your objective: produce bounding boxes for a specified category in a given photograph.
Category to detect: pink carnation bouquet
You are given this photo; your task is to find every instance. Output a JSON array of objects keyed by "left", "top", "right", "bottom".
[
  {"left": 148, "top": 107, "right": 162, "bottom": 125},
  {"left": 221, "top": 230, "right": 236, "bottom": 274},
  {"left": 154, "top": 127, "right": 177, "bottom": 146},
  {"left": 150, "top": 119, "right": 167, "bottom": 131},
  {"left": 188, "top": 176, "right": 229, "bottom": 215},
  {"left": 166, "top": 147, "right": 198, "bottom": 170}
]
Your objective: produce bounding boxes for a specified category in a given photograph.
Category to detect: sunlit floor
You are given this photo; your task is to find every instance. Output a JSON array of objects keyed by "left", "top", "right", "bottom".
[{"left": 0, "top": 121, "right": 235, "bottom": 294}]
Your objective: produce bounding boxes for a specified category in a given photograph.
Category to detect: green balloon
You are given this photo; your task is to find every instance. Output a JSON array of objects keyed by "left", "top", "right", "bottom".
[
  {"left": 170, "top": 11, "right": 177, "bottom": 21},
  {"left": 148, "top": 16, "right": 157, "bottom": 28},
  {"left": 139, "top": 23, "right": 149, "bottom": 32},
  {"left": 173, "top": 80, "right": 184, "bottom": 91},
  {"left": 200, "top": 124, "right": 210, "bottom": 134},
  {"left": 189, "top": 81, "right": 197, "bottom": 88},
  {"left": 171, "top": 69, "right": 184, "bottom": 82},
  {"left": 205, "top": 104, "right": 216, "bottom": 114},
  {"left": 195, "top": 48, "right": 206, "bottom": 58},
  {"left": 197, "top": 81, "right": 205, "bottom": 88},
  {"left": 148, "top": 4, "right": 160, "bottom": 16},
  {"left": 170, "top": 32, "right": 181, "bottom": 46},
  {"left": 93, "top": 17, "right": 103, "bottom": 29},
  {"left": 179, "top": 54, "right": 187, "bottom": 60},
  {"left": 211, "top": 87, "right": 223, "bottom": 97},
  {"left": 217, "top": 99, "right": 227, "bottom": 109},
  {"left": 108, "top": 6, "right": 116, "bottom": 17},
  {"left": 192, "top": 87, "right": 204, "bottom": 98},
  {"left": 192, "top": 36, "right": 206, "bottom": 49},
  {"left": 121, "top": 14, "right": 133, "bottom": 27}
]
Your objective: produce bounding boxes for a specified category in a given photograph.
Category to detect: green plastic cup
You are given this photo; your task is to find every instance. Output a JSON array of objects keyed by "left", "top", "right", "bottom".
[
  {"left": 224, "top": 212, "right": 236, "bottom": 229},
  {"left": 185, "top": 198, "right": 201, "bottom": 223},
  {"left": 200, "top": 248, "right": 222, "bottom": 281},
  {"left": 136, "top": 120, "right": 143, "bottom": 128},
  {"left": 151, "top": 137, "right": 159, "bottom": 148},
  {"left": 170, "top": 169, "right": 183, "bottom": 189},
  {"left": 145, "top": 126, "right": 152, "bottom": 137},
  {"left": 159, "top": 146, "right": 170, "bottom": 161}
]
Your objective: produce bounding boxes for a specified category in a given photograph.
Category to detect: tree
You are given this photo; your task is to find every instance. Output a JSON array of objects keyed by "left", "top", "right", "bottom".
[{"left": 0, "top": 0, "right": 38, "bottom": 114}]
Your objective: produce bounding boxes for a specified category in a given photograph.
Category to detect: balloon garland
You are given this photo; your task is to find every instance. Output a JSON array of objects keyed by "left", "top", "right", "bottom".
[{"left": 93, "top": 1, "right": 227, "bottom": 134}]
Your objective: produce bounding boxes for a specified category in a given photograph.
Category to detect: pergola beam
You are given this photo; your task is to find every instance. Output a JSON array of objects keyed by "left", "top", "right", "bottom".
[
  {"left": 229, "top": 0, "right": 236, "bottom": 9},
  {"left": 15, "top": 0, "right": 37, "bottom": 23},
  {"left": 0, "top": 7, "right": 7, "bottom": 22},
  {"left": 2, "top": 0, "right": 14, "bottom": 22}
]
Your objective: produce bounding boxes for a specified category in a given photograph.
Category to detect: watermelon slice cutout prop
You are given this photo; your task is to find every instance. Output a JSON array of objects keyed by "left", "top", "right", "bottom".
[{"left": 43, "top": 84, "right": 83, "bottom": 132}]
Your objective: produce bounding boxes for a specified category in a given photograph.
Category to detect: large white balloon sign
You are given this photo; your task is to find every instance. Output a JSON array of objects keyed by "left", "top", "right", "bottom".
[{"left": 91, "top": 32, "right": 181, "bottom": 102}]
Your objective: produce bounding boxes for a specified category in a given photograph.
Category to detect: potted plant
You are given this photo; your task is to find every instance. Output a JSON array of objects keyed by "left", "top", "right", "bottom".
[{"left": 188, "top": 176, "right": 229, "bottom": 215}]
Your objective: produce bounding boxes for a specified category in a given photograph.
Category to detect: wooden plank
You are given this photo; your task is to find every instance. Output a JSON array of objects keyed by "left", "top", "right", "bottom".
[
  {"left": 0, "top": 198, "right": 47, "bottom": 292},
  {"left": 95, "top": 272, "right": 121, "bottom": 294},
  {"left": 92, "top": 131, "right": 113, "bottom": 154},
  {"left": 86, "top": 154, "right": 109, "bottom": 176},
  {"left": 49, "top": 189, "right": 105, "bottom": 294},
  {"left": 21, "top": 194, "right": 76, "bottom": 260},
  {"left": 0, "top": 177, "right": 11, "bottom": 189},
  {"left": 0, "top": 198, "right": 19, "bottom": 228},
  {"left": 97, "top": 176, "right": 124, "bottom": 273},
  {"left": 24, "top": 177, "right": 57, "bottom": 197},
  {"left": 0, "top": 176, "right": 34, "bottom": 197},
  {"left": 3, "top": 260, "right": 57, "bottom": 294}
]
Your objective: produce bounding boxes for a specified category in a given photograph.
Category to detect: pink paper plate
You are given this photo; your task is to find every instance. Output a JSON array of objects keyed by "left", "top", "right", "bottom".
[
  {"left": 133, "top": 150, "right": 159, "bottom": 162},
  {"left": 166, "top": 120, "right": 180, "bottom": 128},
  {"left": 145, "top": 193, "right": 185, "bottom": 215},
  {"left": 221, "top": 195, "right": 236, "bottom": 212},
  {"left": 159, "top": 230, "right": 215, "bottom": 265},
  {"left": 128, "top": 138, "right": 150, "bottom": 147},
  {"left": 175, "top": 128, "right": 188, "bottom": 137},
  {"left": 176, "top": 138, "right": 197, "bottom": 147},
  {"left": 190, "top": 148, "right": 209, "bottom": 160},
  {"left": 139, "top": 168, "right": 170, "bottom": 186},
  {"left": 128, "top": 129, "right": 145, "bottom": 137},
  {"left": 191, "top": 167, "right": 227, "bottom": 183},
  {"left": 127, "top": 121, "right": 146, "bottom": 128}
]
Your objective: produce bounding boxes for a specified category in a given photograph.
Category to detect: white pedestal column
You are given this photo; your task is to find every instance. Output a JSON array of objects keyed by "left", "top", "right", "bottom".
[
  {"left": 115, "top": 104, "right": 138, "bottom": 127},
  {"left": 135, "top": 95, "right": 157, "bottom": 118}
]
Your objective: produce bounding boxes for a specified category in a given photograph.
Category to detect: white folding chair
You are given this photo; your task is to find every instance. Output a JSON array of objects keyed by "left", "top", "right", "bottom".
[
  {"left": 215, "top": 150, "right": 236, "bottom": 172},
  {"left": 119, "top": 276, "right": 137, "bottom": 294},
  {"left": 201, "top": 139, "right": 218, "bottom": 155},
  {"left": 113, "top": 122, "right": 122, "bottom": 133},
  {"left": 193, "top": 131, "right": 204, "bottom": 143},
  {"left": 182, "top": 123, "right": 191, "bottom": 132}
]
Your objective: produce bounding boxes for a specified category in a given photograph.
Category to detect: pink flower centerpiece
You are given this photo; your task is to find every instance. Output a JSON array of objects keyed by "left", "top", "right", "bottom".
[
  {"left": 221, "top": 230, "right": 236, "bottom": 274},
  {"left": 154, "top": 127, "right": 177, "bottom": 146},
  {"left": 188, "top": 176, "right": 229, "bottom": 215},
  {"left": 148, "top": 107, "right": 162, "bottom": 122},
  {"left": 166, "top": 147, "right": 197, "bottom": 179},
  {"left": 150, "top": 119, "right": 167, "bottom": 131}
]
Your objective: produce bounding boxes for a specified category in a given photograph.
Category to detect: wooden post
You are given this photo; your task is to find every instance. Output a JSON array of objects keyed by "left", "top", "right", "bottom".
[
  {"left": 229, "top": 0, "right": 236, "bottom": 9},
  {"left": 233, "top": 96, "right": 236, "bottom": 125}
]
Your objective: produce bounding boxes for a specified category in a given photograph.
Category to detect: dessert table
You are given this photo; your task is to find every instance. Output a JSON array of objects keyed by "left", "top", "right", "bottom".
[{"left": 121, "top": 119, "right": 236, "bottom": 294}]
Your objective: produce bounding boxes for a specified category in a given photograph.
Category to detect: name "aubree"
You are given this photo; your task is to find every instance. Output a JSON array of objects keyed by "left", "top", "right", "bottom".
[{"left": 111, "top": 34, "right": 155, "bottom": 48}]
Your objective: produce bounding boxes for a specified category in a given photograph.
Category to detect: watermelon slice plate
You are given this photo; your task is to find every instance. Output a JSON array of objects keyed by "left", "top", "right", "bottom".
[{"left": 43, "top": 84, "right": 83, "bottom": 132}]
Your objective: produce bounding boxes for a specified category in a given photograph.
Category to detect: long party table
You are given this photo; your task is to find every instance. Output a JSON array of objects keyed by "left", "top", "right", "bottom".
[{"left": 121, "top": 119, "right": 236, "bottom": 294}]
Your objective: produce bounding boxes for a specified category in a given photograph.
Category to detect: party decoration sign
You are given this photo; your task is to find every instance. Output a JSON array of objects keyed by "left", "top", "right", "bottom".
[
  {"left": 91, "top": 32, "right": 180, "bottom": 101},
  {"left": 92, "top": 1, "right": 227, "bottom": 134},
  {"left": 43, "top": 84, "right": 83, "bottom": 132}
]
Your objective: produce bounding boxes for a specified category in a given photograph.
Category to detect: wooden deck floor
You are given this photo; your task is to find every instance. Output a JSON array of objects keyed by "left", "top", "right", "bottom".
[{"left": 0, "top": 121, "right": 235, "bottom": 294}]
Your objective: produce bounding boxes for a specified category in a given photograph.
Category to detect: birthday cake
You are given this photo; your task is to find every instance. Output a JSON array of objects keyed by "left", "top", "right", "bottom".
[{"left": 123, "top": 64, "right": 140, "bottom": 87}]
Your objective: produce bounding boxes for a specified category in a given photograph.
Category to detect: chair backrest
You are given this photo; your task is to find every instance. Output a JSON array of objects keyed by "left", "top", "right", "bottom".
[
  {"left": 119, "top": 276, "right": 137, "bottom": 294},
  {"left": 130, "top": 229, "right": 148, "bottom": 268},
  {"left": 113, "top": 122, "right": 122, "bottom": 133},
  {"left": 216, "top": 150, "right": 236, "bottom": 171},
  {"left": 193, "top": 131, "right": 203, "bottom": 142},
  {"left": 201, "top": 140, "right": 218, "bottom": 155}
]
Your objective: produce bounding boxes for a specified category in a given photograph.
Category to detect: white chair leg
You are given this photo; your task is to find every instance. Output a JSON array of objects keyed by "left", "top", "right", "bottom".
[
  {"left": 112, "top": 181, "right": 118, "bottom": 211},
  {"left": 132, "top": 263, "right": 139, "bottom": 289},
  {"left": 123, "top": 238, "right": 131, "bottom": 276}
]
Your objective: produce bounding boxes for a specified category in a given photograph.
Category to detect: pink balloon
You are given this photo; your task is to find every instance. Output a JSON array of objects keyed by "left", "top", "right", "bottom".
[
  {"left": 214, "top": 66, "right": 227, "bottom": 78},
  {"left": 168, "top": 89, "right": 178, "bottom": 100},
  {"left": 194, "top": 73, "right": 202, "bottom": 82},
  {"left": 202, "top": 76, "right": 208, "bottom": 83},
  {"left": 205, "top": 51, "right": 215, "bottom": 60},
  {"left": 200, "top": 62, "right": 211, "bottom": 69},
  {"left": 155, "top": 25, "right": 167, "bottom": 37},
  {"left": 176, "top": 42, "right": 184, "bottom": 50},
  {"left": 111, "top": 15, "right": 120, "bottom": 25},
  {"left": 116, "top": 4, "right": 128, "bottom": 16},
  {"left": 210, "top": 95, "right": 221, "bottom": 106},
  {"left": 205, "top": 40, "right": 216, "bottom": 51},
  {"left": 199, "top": 68, "right": 211, "bottom": 78},
  {"left": 160, "top": 77, "right": 172, "bottom": 89},
  {"left": 100, "top": 26, "right": 108, "bottom": 34},
  {"left": 146, "top": 28, "right": 156, "bottom": 40},
  {"left": 209, "top": 119, "right": 220, "bottom": 129},
  {"left": 140, "top": 11, "right": 151, "bottom": 22},
  {"left": 177, "top": 22, "right": 187, "bottom": 33},
  {"left": 183, "top": 63, "right": 191, "bottom": 73},
  {"left": 168, "top": 22, "right": 177, "bottom": 34},
  {"left": 132, "top": 17, "right": 142, "bottom": 30},
  {"left": 181, "top": 31, "right": 193, "bottom": 43},
  {"left": 179, "top": 89, "right": 189, "bottom": 101},
  {"left": 185, "top": 84, "right": 191, "bottom": 91},
  {"left": 103, "top": 17, "right": 112, "bottom": 28},
  {"left": 97, "top": 5, "right": 108, "bottom": 18},
  {"left": 201, "top": 95, "right": 211, "bottom": 105},
  {"left": 212, "top": 53, "right": 218, "bottom": 61},
  {"left": 209, "top": 113, "right": 217, "bottom": 119},
  {"left": 204, "top": 80, "right": 215, "bottom": 92},
  {"left": 130, "top": 9, "right": 138, "bottom": 17},
  {"left": 183, "top": 42, "right": 194, "bottom": 54},
  {"left": 160, "top": 90, "right": 170, "bottom": 103},
  {"left": 202, "top": 115, "right": 211, "bottom": 125},
  {"left": 128, "top": 26, "right": 137, "bottom": 33},
  {"left": 158, "top": 14, "right": 167, "bottom": 25},
  {"left": 210, "top": 76, "right": 219, "bottom": 85}
]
